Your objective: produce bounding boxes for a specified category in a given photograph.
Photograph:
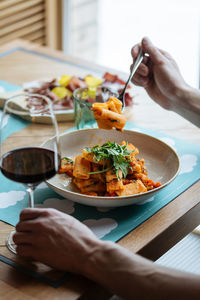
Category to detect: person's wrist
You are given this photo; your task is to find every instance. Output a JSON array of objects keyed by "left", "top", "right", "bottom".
[
  {"left": 79, "top": 237, "right": 105, "bottom": 278},
  {"left": 171, "top": 82, "right": 192, "bottom": 112},
  {"left": 83, "top": 240, "right": 117, "bottom": 281}
]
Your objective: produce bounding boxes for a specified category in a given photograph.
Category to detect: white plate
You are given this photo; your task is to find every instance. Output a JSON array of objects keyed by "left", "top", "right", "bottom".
[
  {"left": 0, "top": 89, "right": 74, "bottom": 122},
  {"left": 45, "top": 129, "right": 180, "bottom": 207}
]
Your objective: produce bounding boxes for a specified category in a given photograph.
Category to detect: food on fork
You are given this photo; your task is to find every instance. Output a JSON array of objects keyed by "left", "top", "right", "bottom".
[
  {"left": 58, "top": 141, "right": 161, "bottom": 197},
  {"left": 91, "top": 96, "right": 127, "bottom": 131}
]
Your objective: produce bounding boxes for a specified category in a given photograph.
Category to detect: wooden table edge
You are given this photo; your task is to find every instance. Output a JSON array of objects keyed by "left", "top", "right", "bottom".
[{"left": 118, "top": 180, "right": 200, "bottom": 259}]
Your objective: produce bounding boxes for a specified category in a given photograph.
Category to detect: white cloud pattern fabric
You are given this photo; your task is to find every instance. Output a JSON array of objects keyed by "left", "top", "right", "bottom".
[
  {"left": 37, "top": 182, "right": 48, "bottom": 189},
  {"left": 0, "top": 111, "right": 9, "bottom": 128},
  {"left": 0, "top": 191, "right": 26, "bottom": 208},
  {"left": 36, "top": 198, "right": 75, "bottom": 214},
  {"left": 131, "top": 127, "right": 143, "bottom": 133},
  {"left": 0, "top": 86, "right": 5, "bottom": 93},
  {"left": 160, "top": 137, "right": 177, "bottom": 151},
  {"left": 136, "top": 196, "right": 155, "bottom": 205},
  {"left": 83, "top": 218, "right": 118, "bottom": 238},
  {"left": 179, "top": 154, "right": 198, "bottom": 174}
]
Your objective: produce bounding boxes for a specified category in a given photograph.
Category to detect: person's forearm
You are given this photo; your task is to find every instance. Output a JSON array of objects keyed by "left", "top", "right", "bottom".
[
  {"left": 84, "top": 241, "right": 200, "bottom": 300},
  {"left": 173, "top": 85, "right": 200, "bottom": 127}
]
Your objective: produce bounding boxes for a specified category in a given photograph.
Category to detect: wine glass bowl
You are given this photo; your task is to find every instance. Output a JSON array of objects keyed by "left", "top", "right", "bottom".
[{"left": 0, "top": 93, "right": 60, "bottom": 254}]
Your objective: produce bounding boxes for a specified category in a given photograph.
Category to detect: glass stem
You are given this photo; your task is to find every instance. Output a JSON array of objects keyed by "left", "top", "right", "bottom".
[{"left": 27, "top": 186, "right": 35, "bottom": 208}]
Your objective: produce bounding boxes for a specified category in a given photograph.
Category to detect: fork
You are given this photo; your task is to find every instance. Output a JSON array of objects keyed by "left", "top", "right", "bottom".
[{"left": 118, "top": 48, "right": 144, "bottom": 109}]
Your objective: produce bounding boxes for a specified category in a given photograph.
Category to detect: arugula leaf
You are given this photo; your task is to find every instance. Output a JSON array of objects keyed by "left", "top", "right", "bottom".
[
  {"left": 88, "top": 166, "right": 112, "bottom": 175},
  {"left": 84, "top": 141, "right": 134, "bottom": 179},
  {"left": 62, "top": 157, "right": 74, "bottom": 164}
]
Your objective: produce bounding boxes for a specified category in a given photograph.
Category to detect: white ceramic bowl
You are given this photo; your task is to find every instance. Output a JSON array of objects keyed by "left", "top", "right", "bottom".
[{"left": 45, "top": 129, "right": 180, "bottom": 207}]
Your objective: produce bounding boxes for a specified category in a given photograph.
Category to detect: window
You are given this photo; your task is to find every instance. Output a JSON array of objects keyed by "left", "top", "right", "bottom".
[{"left": 97, "top": 0, "right": 200, "bottom": 87}]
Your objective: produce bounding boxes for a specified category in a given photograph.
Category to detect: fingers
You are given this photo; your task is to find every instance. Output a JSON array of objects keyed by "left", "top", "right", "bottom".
[
  {"left": 19, "top": 207, "right": 61, "bottom": 222},
  {"left": 131, "top": 41, "right": 151, "bottom": 87},
  {"left": 130, "top": 60, "right": 150, "bottom": 87},
  {"left": 131, "top": 43, "right": 141, "bottom": 59},
  {"left": 13, "top": 231, "right": 35, "bottom": 259},
  {"left": 16, "top": 220, "right": 35, "bottom": 232},
  {"left": 131, "top": 62, "right": 149, "bottom": 77},
  {"left": 130, "top": 37, "right": 166, "bottom": 88},
  {"left": 16, "top": 244, "right": 35, "bottom": 259},
  {"left": 131, "top": 37, "right": 164, "bottom": 65},
  {"left": 19, "top": 208, "right": 46, "bottom": 221},
  {"left": 13, "top": 231, "right": 34, "bottom": 245},
  {"left": 131, "top": 73, "right": 149, "bottom": 87},
  {"left": 17, "top": 208, "right": 54, "bottom": 233},
  {"left": 142, "top": 37, "right": 164, "bottom": 64},
  {"left": 16, "top": 217, "right": 48, "bottom": 232}
]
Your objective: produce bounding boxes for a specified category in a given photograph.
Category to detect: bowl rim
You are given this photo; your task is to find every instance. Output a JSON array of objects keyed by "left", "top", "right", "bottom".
[{"left": 46, "top": 128, "right": 180, "bottom": 200}]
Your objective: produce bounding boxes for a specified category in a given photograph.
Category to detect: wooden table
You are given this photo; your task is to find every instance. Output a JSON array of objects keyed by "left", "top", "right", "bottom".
[{"left": 0, "top": 40, "right": 199, "bottom": 299}]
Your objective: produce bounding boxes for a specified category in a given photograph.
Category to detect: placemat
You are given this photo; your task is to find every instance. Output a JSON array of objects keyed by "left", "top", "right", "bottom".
[{"left": 0, "top": 80, "right": 200, "bottom": 285}]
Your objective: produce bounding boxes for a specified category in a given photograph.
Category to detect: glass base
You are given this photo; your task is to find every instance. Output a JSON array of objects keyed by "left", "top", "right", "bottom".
[{"left": 6, "top": 230, "right": 17, "bottom": 254}]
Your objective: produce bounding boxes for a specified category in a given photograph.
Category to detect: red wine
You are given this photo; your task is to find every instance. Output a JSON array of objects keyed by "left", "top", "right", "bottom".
[{"left": 0, "top": 147, "right": 60, "bottom": 184}]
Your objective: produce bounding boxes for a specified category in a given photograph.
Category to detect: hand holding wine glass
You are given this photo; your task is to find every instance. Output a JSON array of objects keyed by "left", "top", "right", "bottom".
[{"left": 0, "top": 93, "right": 60, "bottom": 254}]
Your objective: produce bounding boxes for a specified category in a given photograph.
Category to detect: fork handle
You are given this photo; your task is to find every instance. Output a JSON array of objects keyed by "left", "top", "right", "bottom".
[
  {"left": 127, "top": 48, "right": 144, "bottom": 89},
  {"left": 119, "top": 48, "right": 144, "bottom": 102}
]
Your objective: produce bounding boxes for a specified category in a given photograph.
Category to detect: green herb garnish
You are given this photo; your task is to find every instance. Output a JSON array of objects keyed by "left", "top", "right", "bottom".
[
  {"left": 88, "top": 166, "right": 112, "bottom": 175},
  {"left": 62, "top": 157, "right": 74, "bottom": 164},
  {"left": 85, "top": 141, "right": 134, "bottom": 179}
]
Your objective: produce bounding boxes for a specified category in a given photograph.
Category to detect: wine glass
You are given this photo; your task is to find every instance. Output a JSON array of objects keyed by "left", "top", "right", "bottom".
[{"left": 0, "top": 93, "right": 60, "bottom": 254}]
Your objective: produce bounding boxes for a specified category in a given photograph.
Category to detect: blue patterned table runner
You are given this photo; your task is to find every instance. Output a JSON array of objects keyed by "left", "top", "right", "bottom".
[{"left": 0, "top": 80, "right": 199, "bottom": 243}]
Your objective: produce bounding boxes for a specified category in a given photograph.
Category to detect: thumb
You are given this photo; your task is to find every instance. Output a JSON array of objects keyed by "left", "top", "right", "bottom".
[{"left": 142, "top": 37, "right": 164, "bottom": 64}]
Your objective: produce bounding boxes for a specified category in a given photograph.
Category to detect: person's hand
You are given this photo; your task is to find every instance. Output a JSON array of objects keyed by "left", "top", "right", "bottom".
[
  {"left": 13, "top": 208, "right": 102, "bottom": 274},
  {"left": 131, "top": 37, "right": 188, "bottom": 110}
]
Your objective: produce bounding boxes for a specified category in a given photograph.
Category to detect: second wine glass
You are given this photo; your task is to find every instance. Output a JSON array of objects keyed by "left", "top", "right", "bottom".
[{"left": 0, "top": 93, "right": 60, "bottom": 254}]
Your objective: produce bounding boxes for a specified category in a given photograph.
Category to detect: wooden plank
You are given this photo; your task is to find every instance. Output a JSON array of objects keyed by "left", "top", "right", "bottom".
[
  {"left": 0, "top": 0, "right": 25, "bottom": 10},
  {"left": 138, "top": 198, "right": 200, "bottom": 261},
  {"left": 118, "top": 181, "right": 200, "bottom": 259},
  {"left": 31, "top": 37, "right": 46, "bottom": 45},
  {"left": 0, "top": 260, "right": 87, "bottom": 299},
  {"left": 0, "top": 12, "right": 45, "bottom": 37},
  {"left": 0, "top": 4, "right": 45, "bottom": 28},
  {"left": 22, "top": 29, "right": 45, "bottom": 42},
  {"left": 0, "top": 280, "right": 35, "bottom": 300},
  {"left": 0, "top": 39, "right": 118, "bottom": 78},
  {"left": 0, "top": 222, "right": 13, "bottom": 247},
  {"left": 0, "top": 0, "right": 44, "bottom": 19},
  {"left": 0, "top": 240, "right": 92, "bottom": 300},
  {"left": 0, "top": 22, "right": 45, "bottom": 45},
  {"left": 45, "top": 0, "right": 62, "bottom": 49}
]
